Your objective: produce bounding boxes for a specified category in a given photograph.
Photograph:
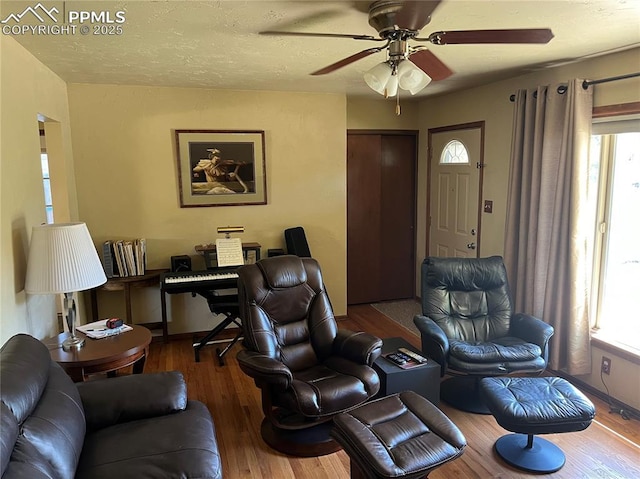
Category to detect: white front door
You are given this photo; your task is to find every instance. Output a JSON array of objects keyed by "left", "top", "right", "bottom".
[{"left": 428, "top": 125, "right": 483, "bottom": 257}]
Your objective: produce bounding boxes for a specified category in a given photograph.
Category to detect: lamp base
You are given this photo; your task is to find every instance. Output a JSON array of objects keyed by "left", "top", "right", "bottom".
[
  {"left": 62, "top": 292, "right": 84, "bottom": 351},
  {"left": 62, "top": 335, "right": 85, "bottom": 351}
]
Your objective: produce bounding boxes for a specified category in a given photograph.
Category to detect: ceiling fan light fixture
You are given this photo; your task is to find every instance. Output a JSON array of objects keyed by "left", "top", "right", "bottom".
[
  {"left": 408, "top": 70, "right": 432, "bottom": 95},
  {"left": 364, "top": 62, "right": 393, "bottom": 95},
  {"left": 397, "top": 60, "right": 432, "bottom": 94},
  {"left": 384, "top": 74, "right": 398, "bottom": 98}
]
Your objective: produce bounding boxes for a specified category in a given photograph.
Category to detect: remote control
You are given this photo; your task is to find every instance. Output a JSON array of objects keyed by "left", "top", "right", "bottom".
[{"left": 398, "top": 348, "right": 427, "bottom": 363}]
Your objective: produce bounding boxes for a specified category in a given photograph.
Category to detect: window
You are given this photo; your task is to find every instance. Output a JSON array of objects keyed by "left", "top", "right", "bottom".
[
  {"left": 39, "top": 124, "right": 54, "bottom": 224},
  {"left": 589, "top": 116, "right": 640, "bottom": 351},
  {"left": 440, "top": 140, "right": 469, "bottom": 164},
  {"left": 40, "top": 153, "right": 53, "bottom": 224}
]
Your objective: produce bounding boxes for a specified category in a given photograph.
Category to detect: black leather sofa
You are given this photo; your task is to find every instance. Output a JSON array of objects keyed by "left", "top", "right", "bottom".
[{"left": 1, "top": 334, "right": 222, "bottom": 479}]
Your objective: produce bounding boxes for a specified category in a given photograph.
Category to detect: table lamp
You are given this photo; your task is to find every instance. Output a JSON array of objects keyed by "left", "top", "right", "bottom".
[{"left": 25, "top": 223, "right": 107, "bottom": 351}]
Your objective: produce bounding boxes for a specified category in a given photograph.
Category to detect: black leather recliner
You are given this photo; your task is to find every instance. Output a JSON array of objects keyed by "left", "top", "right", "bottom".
[
  {"left": 413, "top": 256, "right": 554, "bottom": 414},
  {"left": 236, "top": 255, "right": 382, "bottom": 456}
]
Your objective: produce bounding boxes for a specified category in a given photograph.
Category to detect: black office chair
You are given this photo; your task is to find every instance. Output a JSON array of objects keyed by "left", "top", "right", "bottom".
[
  {"left": 194, "top": 291, "right": 243, "bottom": 365},
  {"left": 192, "top": 246, "right": 252, "bottom": 365},
  {"left": 413, "top": 256, "right": 554, "bottom": 414},
  {"left": 284, "top": 226, "right": 311, "bottom": 257}
]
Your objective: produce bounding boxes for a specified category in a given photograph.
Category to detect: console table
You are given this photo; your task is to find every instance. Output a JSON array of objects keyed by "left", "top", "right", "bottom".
[{"left": 90, "top": 269, "right": 168, "bottom": 342}]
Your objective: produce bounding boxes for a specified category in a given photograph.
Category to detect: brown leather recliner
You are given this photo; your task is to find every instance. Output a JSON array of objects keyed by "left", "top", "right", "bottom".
[{"left": 236, "top": 255, "right": 382, "bottom": 457}]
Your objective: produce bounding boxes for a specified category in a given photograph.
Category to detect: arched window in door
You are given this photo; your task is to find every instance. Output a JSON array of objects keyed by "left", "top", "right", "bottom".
[{"left": 440, "top": 139, "right": 469, "bottom": 164}]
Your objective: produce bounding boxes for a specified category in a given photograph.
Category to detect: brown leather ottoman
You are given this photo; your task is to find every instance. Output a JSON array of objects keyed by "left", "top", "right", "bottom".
[{"left": 331, "top": 391, "right": 466, "bottom": 479}]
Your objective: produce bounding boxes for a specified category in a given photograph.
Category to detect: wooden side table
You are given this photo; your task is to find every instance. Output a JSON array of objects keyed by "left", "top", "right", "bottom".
[
  {"left": 90, "top": 268, "right": 168, "bottom": 342},
  {"left": 43, "top": 325, "right": 152, "bottom": 382}
]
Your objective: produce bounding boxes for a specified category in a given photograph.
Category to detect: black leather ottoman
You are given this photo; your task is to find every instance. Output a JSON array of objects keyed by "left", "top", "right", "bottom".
[
  {"left": 480, "top": 376, "right": 595, "bottom": 473},
  {"left": 331, "top": 391, "right": 466, "bottom": 479}
]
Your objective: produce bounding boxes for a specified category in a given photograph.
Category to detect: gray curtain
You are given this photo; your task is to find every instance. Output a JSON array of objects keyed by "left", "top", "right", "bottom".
[{"left": 504, "top": 79, "right": 593, "bottom": 375}]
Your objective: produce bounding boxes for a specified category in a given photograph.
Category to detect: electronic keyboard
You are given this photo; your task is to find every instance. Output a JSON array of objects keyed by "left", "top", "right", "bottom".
[{"left": 161, "top": 269, "right": 238, "bottom": 294}]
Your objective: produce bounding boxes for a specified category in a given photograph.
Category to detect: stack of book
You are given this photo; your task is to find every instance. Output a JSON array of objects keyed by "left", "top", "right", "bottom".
[{"left": 101, "top": 239, "right": 147, "bottom": 278}]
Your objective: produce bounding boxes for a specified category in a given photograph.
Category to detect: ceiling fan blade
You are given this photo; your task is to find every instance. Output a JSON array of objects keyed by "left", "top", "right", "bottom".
[
  {"left": 260, "top": 31, "right": 382, "bottom": 41},
  {"left": 409, "top": 49, "right": 454, "bottom": 81},
  {"left": 311, "top": 47, "right": 383, "bottom": 75},
  {"left": 263, "top": 9, "right": 347, "bottom": 32},
  {"left": 428, "top": 28, "right": 554, "bottom": 45},
  {"left": 395, "top": 1, "right": 443, "bottom": 31}
]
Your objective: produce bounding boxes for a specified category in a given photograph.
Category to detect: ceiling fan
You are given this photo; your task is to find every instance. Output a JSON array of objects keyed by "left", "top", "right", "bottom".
[{"left": 260, "top": 0, "right": 554, "bottom": 95}]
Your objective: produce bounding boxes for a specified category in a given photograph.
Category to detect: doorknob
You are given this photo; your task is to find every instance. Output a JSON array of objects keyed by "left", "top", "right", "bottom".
[{"left": 467, "top": 243, "right": 476, "bottom": 250}]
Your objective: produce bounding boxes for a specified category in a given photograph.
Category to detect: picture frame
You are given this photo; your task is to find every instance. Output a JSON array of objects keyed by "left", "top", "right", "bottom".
[{"left": 175, "top": 130, "right": 267, "bottom": 207}]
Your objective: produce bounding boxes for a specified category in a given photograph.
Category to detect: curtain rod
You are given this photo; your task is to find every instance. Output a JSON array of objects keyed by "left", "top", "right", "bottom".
[
  {"left": 509, "top": 71, "right": 640, "bottom": 102},
  {"left": 582, "top": 71, "right": 640, "bottom": 88}
]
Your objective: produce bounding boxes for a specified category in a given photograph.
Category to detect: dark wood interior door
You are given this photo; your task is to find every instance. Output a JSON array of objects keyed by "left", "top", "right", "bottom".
[{"left": 347, "top": 131, "right": 417, "bottom": 304}]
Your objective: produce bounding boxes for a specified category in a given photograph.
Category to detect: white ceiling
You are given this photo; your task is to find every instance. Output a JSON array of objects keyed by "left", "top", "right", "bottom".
[{"left": 4, "top": 0, "right": 640, "bottom": 98}]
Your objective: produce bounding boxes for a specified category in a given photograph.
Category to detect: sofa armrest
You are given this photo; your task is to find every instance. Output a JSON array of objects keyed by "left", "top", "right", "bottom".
[
  {"left": 333, "top": 330, "right": 383, "bottom": 366},
  {"left": 509, "top": 313, "right": 554, "bottom": 354},
  {"left": 76, "top": 371, "right": 187, "bottom": 432},
  {"left": 413, "top": 315, "right": 449, "bottom": 376},
  {"left": 236, "top": 350, "right": 293, "bottom": 389}
]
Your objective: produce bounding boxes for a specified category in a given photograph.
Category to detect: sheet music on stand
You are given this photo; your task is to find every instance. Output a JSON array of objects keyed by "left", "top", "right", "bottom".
[{"left": 215, "top": 238, "right": 245, "bottom": 267}]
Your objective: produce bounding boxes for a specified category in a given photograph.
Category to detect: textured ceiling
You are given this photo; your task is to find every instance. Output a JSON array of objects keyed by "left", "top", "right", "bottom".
[{"left": 3, "top": 0, "right": 640, "bottom": 98}]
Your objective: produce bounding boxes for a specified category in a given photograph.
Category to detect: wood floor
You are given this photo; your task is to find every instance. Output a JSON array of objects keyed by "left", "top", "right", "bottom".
[{"left": 144, "top": 305, "right": 640, "bottom": 479}]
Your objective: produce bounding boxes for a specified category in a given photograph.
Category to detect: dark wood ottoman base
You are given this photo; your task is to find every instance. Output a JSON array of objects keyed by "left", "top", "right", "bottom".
[
  {"left": 331, "top": 391, "right": 466, "bottom": 479},
  {"left": 480, "top": 376, "right": 595, "bottom": 473}
]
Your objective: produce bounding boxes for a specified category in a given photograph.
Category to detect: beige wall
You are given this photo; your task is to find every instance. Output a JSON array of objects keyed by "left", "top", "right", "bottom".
[
  {"left": 347, "top": 97, "right": 419, "bottom": 130},
  {"left": 67, "top": 84, "right": 347, "bottom": 334},
  {"left": 416, "top": 47, "right": 640, "bottom": 410},
  {"left": 417, "top": 48, "right": 640, "bottom": 264},
  {"left": 0, "top": 37, "right": 78, "bottom": 344}
]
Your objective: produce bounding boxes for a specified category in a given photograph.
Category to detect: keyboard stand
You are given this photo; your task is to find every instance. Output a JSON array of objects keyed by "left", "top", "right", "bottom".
[
  {"left": 193, "top": 297, "right": 243, "bottom": 365},
  {"left": 163, "top": 241, "right": 261, "bottom": 365}
]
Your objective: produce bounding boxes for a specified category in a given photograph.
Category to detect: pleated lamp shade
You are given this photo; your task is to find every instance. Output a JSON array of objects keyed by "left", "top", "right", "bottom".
[{"left": 25, "top": 223, "right": 107, "bottom": 294}]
